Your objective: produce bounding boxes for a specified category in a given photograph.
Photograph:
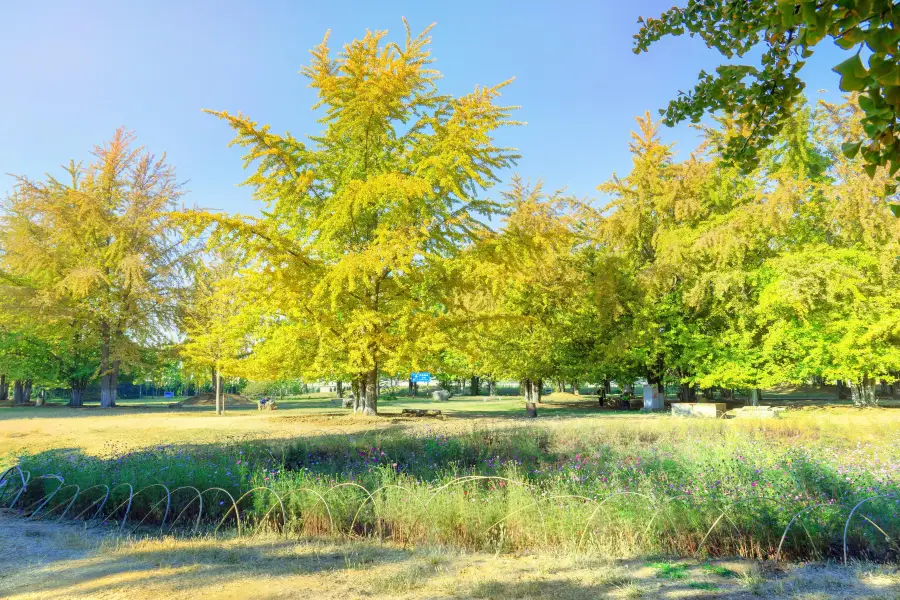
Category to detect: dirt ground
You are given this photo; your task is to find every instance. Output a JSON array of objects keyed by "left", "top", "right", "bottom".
[{"left": 1, "top": 514, "right": 899, "bottom": 599}]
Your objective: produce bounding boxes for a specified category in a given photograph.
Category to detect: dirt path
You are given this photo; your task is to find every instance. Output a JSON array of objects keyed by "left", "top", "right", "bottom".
[{"left": 1, "top": 514, "right": 898, "bottom": 599}]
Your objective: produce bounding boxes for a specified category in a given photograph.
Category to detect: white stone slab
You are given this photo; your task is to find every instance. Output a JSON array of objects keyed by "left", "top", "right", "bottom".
[
  {"left": 642, "top": 385, "right": 664, "bottom": 411},
  {"left": 671, "top": 402, "right": 726, "bottom": 418}
]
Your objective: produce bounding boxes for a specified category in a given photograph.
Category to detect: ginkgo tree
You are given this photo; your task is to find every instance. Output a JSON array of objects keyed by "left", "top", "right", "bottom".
[
  {"left": 0, "top": 288, "right": 99, "bottom": 406},
  {"left": 195, "top": 21, "right": 520, "bottom": 415},
  {"left": 469, "top": 179, "right": 584, "bottom": 417},
  {"left": 181, "top": 250, "right": 249, "bottom": 414},
  {"left": 634, "top": 1, "right": 900, "bottom": 217},
  {"left": 3, "top": 130, "right": 193, "bottom": 407},
  {"left": 595, "top": 112, "right": 710, "bottom": 397}
]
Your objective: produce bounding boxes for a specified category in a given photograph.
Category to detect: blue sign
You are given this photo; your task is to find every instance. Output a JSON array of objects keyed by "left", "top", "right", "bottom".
[
  {"left": 164, "top": 391, "right": 174, "bottom": 398},
  {"left": 410, "top": 372, "right": 431, "bottom": 383}
]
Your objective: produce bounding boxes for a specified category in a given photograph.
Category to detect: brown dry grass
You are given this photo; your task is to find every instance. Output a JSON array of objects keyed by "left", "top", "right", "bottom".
[
  {"left": 3, "top": 400, "right": 900, "bottom": 463},
  {"left": 1, "top": 515, "right": 899, "bottom": 599}
]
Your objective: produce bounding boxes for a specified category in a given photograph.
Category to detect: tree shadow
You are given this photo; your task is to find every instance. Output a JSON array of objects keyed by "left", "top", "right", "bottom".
[{"left": 0, "top": 517, "right": 426, "bottom": 599}]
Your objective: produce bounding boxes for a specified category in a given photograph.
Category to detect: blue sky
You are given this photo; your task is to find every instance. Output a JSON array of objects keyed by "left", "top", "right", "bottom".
[{"left": 1, "top": 1, "right": 853, "bottom": 216}]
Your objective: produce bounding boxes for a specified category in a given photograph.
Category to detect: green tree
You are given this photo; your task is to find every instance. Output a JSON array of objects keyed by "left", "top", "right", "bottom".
[
  {"left": 3, "top": 130, "right": 192, "bottom": 407},
  {"left": 470, "top": 179, "right": 582, "bottom": 416},
  {"left": 596, "top": 113, "right": 713, "bottom": 396},
  {"left": 195, "top": 21, "right": 520, "bottom": 415},
  {"left": 181, "top": 251, "right": 249, "bottom": 414},
  {"left": 634, "top": 0, "right": 900, "bottom": 216}
]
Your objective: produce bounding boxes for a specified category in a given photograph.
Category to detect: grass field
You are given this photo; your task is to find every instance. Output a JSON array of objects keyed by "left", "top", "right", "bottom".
[
  {"left": 0, "top": 392, "right": 622, "bottom": 458},
  {"left": 2, "top": 394, "right": 900, "bottom": 598}
]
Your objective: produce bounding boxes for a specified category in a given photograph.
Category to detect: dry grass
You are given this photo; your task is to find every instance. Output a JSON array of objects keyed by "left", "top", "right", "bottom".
[
  {"left": 1, "top": 515, "right": 899, "bottom": 599},
  {"left": 3, "top": 397, "right": 900, "bottom": 463},
  {"left": 4, "top": 400, "right": 900, "bottom": 597}
]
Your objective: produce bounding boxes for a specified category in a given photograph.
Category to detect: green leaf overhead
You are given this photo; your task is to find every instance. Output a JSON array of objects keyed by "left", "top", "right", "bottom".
[{"left": 635, "top": 0, "right": 900, "bottom": 215}]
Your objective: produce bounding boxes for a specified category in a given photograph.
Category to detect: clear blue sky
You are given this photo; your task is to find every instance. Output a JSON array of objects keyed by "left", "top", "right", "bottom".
[{"left": 1, "top": 1, "right": 852, "bottom": 215}]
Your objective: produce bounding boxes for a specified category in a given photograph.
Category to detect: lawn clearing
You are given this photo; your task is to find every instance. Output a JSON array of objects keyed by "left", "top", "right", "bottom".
[{"left": 2, "top": 397, "right": 900, "bottom": 598}]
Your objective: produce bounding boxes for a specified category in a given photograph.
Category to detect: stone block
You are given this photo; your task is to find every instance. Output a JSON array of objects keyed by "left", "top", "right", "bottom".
[
  {"left": 642, "top": 384, "right": 665, "bottom": 411},
  {"left": 671, "top": 402, "right": 726, "bottom": 418},
  {"left": 671, "top": 403, "right": 694, "bottom": 417}
]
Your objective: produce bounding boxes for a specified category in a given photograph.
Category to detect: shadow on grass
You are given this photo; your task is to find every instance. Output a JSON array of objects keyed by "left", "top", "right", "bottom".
[
  {"left": 0, "top": 525, "right": 421, "bottom": 599},
  {"left": 0, "top": 390, "right": 650, "bottom": 423},
  {"left": 470, "top": 578, "right": 623, "bottom": 599}
]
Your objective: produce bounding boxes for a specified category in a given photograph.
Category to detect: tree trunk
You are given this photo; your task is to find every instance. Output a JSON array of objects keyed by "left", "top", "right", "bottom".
[
  {"left": 13, "top": 380, "right": 25, "bottom": 405},
  {"left": 361, "top": 368, "right": 378, "bottom": 416},
  {"left": 470, "top": 376, "right": 480, "bottom": 396},
  {"left": 23, "top": 380, "right": 32, "bottom": 404},
  {"left": 111, "top": 360, "right": 119, "bottom": 402},
  {"left": 837, "top": 380, "right": 850, "bottom": 400},
  {"left": 851, "top": 375, "right": 877, "bottom": 407},
  {"left": 488, "top": 379, "right": 496, "bottom": 397},
  {"left": 99, "top": 322, "right": 116, "bottom": 408},
  {"left": 70, "top": 383, "right": 85, "bottom": 407},
  {"left": 35, "top": 389, "right": 45, "bottom": 407},
  {"left": 648, "top": 357, "right": 665, "bottom": 394},
  {"left": 524, "top": 378, "right": 539, "bottom": 418},
  {"left": 351, "top": 378, "right": 362, "bottom": 412},
  {"left": 408, "top": 377, "right": 415, "bottom": 396},
  {"left": 215, "top": 370, "right": 222, "bottom": 415},
  {"left": 0, "top": 375, "right": 7, "bottom": 401},
  {"left": 679, "top": 383, "right": 697, "bottom": 403},
  {"left": 599, "top": 379, "right": 609, "bottom": 405},
  {"left": 336, "top": 380, "right": 344, "bottom": 399},
  {"left": 749, "top": 388, "right": 762, "bottom": 407},
  {"left": 99, "top": 369, "right": 116, "bottom": 406},
  {"left": 893, "top": 376, "right": 900, "bottom": 400}
]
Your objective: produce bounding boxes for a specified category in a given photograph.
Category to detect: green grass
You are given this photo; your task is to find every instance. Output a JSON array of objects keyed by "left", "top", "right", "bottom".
[
  {"left": 688, "top": 581, "right": 720, "bottom": 590},
  {"left": 115, "top": 395, "right": 189, "bottom": 406},
  {"left": 6, "top": 406, "right": 900, "bottom": 562},
  {"left": 701, "top": 563, "right": 740, "bottom": 578},
  {"left": 648, "top": 562, "right": 688, "bottom": 580}
]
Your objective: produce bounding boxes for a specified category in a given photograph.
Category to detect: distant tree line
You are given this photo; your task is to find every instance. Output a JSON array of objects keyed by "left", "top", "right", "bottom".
[{"left": 1, "top": 22, "right": 897, "bottom": 413}]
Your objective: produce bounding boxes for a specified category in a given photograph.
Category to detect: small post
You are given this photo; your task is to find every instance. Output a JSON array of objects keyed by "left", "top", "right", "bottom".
[{"left": 215, "top": 370, "right": 222, "bottom": 415}]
